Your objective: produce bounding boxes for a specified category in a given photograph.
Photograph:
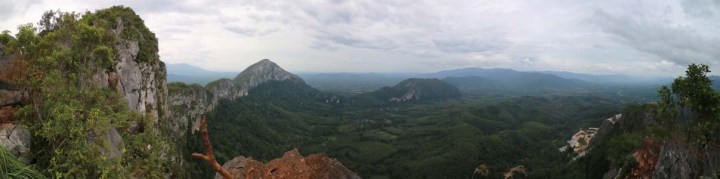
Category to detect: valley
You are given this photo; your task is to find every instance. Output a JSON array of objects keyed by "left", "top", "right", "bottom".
[
  {"left": 1, "top": 4, "right": 719, "bottom": 179},
  {"left": 179, "top": 59, "right": 631, "bottom": 178}
]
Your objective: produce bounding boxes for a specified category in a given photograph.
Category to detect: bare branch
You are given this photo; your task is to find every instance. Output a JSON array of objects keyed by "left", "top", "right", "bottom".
[{"left": 191, "top": 115, "right": 233, "bottom": 179}]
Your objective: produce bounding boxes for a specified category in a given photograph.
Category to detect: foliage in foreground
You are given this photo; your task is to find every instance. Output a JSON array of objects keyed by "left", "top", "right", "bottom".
[
  {"left": 1, "top": 6, "right": 175, "bottom": 178},
  {"left": 0, "top": 145, "right": 46, "bottom": 179},
  {"left": 574, "top": 64, "right": 720, "bottom": 178}
]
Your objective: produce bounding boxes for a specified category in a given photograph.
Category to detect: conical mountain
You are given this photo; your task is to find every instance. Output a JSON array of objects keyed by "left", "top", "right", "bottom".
[{"left": 233, "top": 59, "right": 304, "bottom": 89}]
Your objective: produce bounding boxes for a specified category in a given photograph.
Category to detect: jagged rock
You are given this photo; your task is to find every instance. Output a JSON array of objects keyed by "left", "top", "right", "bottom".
[
  {"left": 652, "top": 142, "right": 698, "bottom": 179},
  {"left": 166, "top": 83, "right": 213, "bottom": 135},
  {"left": 215, "top": 149, "right": 360, "bottom": 179},
  {"left": 99, "top": 128, "right": 123, "bottom": 158},
  {"left": 0, "top": 123, "right": 31, "bottom": 164},
  {"left": 589, "top": 114, "right": 622, "bottom": 147},
  {"left": 169, "top": 59, "right": 304, "bottom": 135},
  {"left": 207, "top": 78, "right": 244, "bottom": 105},
  {"left": 702, "top": 145, "right": 720, "bottom": 178},
  {"left": 627, "top": 138, "right": 661, "bottom": 178},
  {"left": 91, "top": 16, "right": 168, "bottom": 124}
]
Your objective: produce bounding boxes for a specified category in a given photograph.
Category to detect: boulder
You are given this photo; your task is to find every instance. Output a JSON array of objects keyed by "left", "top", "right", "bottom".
[
  {"left": 0, "top": 123, "right": 31, "bottom": 164},
  {"left": 215, "top": 149, "right": 360, "bottom": 179}
]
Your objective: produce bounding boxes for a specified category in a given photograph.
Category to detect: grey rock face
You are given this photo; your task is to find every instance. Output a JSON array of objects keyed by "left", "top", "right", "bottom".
[
  {"left": 653, "top": 142, "right": 698, "bottom": 179},
  {"left": 91, "top": 18, "right": 168, "bottom": 124},
  {"left": 233, "top": 59, "right": 303, "bottom": 92},
  {"left": 702, "top": 145, "right": 720, "bottom": 178},
  {"left": 0, "top": 89, "right": 22, "bottom": 107},
  {"left": 0, "top": 123, "right": 31, "bottom": 164},
  {"left": 589, "top": 114, "right": 622, "bottom": 147},
  {"left": 169, "top": 59, "right": 301, "bottom": 135},
  {"left": 167, "top": 84, "right": 213, "bottom": 136}
]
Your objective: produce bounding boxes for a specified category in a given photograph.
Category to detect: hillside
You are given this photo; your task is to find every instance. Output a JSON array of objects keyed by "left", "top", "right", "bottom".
[
  {"left": 0, "top": 7, "right": 357, "bottom": 178},
  {"left": 425, "top": 67, "right": 587, "bottom": 95},
  {"left": 0, "top": 6, "right": 179, "bottom": 177},
  {"left": 353, "top": 78, "right": 461, "bottom": 106}
]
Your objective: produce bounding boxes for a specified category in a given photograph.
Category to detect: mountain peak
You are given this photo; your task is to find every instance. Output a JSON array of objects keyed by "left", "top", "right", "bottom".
[
  {"left": 233, "top": 59, "right": 303, "bottom": 89},
  {"left": 258, "top": 58, "right": 272, "bottom": 63}
]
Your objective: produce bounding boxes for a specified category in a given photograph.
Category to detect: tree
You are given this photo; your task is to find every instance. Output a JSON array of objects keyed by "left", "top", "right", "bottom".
[{"left": 657, "top": 63, "right": 720, "bottom": 143}]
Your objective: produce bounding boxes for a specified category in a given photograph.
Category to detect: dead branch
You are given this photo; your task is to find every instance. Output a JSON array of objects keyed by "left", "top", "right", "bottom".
[{"left": 192, "top": 115, "right": 233, "bottom": 179}]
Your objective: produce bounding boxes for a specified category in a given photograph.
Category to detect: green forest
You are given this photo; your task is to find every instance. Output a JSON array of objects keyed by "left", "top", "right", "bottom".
[{"left": 2, "top": 5, "right": 720, "bottom": 179}]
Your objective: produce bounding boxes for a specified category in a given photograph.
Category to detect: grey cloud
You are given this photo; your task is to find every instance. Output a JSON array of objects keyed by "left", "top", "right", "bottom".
[
  {"left": 309, "top": 40, "right": 339, "bottom": 51},
  {"left": 15, "top": 0, "right": 713, "bottom": 75},
  {"left": 681, "top": 0, "right": 720, "bottom": 18},
  {"left": 432, "top": 36, "right": 510, "bottom": 53},
  {"left": 223, "top": 25, "right": 277, "bottom": 36},
  {"left": 114, "top": 0, "right": 210, "bottom": 14},
  {"left": 302, "top": 9, "right": 353, "bottom": 25},
  {"left": 318, "top": 33, "right": 398, "bottom": 50},
  {"left": 593, "top": 9, "right": 720, "bottom": 66},
  {"left": 0, "top": 0, "right": 41, "bottom": 20}
]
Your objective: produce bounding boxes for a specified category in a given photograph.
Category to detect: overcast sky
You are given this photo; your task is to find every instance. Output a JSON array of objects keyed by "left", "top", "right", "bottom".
[{"left": 1, "top": 0, "right": 719, "bottom": 76}]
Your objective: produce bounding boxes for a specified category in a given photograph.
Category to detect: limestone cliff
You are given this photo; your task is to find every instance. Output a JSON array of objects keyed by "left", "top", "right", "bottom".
[
  {"left": 90, "top": 9, "right": 168, "bottom": 124},
  {"left": 167, "top": 59, "right": 302, "bottom": 135}
]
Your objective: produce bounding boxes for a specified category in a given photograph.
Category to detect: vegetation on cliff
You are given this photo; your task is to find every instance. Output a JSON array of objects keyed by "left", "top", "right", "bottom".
[
  {"left": 570, "top": 64, "right": 720, "bottom": 178},
  {"left": 0, "top": 6, "right": 176, "bottom": 178}
]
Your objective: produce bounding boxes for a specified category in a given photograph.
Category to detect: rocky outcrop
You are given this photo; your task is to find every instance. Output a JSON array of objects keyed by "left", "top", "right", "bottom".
[
  {"left": 360, "top": 78, "right": 461, "bottom": 103},
  {"left": 590, "top": 114, "right": 622, "bottom": 146},
  {"left": 216, "top": 149, "right": 360, "bottom": 179},
  {"left": 0, "top": 123, "right": 31, "bottom": 164},
  {"left": 91, "top": 16, "right": 168, "bottom": 124},
  {"left": 652, "top": 141, "right": 698, "bottom": 179},
  {"left": 0, "top": 42, "right": 31, "bottom": 163},
  {"left": 582, "top": 104, "right": 720, "bottom": 179},
  {"left": 628, "top": 138, "right": 661, "bottom": 178},
  {"left": 166, "top": 83, "right": 213, "bottom": 136},
  {"left": 168, "top": 59, "right": 303, "bottom": 135}
]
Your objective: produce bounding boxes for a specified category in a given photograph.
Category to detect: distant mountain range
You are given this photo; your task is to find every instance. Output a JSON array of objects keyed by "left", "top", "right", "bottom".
[
  {"left": 168, "top": 63, "right": 682, "bottom": 102},
  {"left": 537, "top": 71, "right": 669, "bottom": 84},
  {"left": 166, "top": 63, "right": 237, "bottom": 85},
  {"left": 169, "top": 63, "right": 668, "bottom": 86}
]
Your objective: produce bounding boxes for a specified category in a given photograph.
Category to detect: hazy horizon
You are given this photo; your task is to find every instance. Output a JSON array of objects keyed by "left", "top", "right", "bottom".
[
  {"left": 167, "top": 61, "right": 678, "bottom": 79},
  {"left": 2, "top": 0, "right": 719, "bottom": 77}
]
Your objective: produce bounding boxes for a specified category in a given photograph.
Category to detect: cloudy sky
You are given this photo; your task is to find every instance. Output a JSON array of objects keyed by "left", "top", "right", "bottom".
[{"left": 1, "top": 0, "right": 719, "bottom": 76}]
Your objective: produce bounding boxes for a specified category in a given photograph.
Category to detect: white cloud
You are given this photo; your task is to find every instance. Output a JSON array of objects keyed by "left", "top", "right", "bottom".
[{"left": 0, "top": 0, "right": 718, "bottom": 76}]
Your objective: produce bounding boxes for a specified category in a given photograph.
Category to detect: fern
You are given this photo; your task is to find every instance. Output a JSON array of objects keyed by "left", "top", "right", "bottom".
[{"left": 0, "top": 145, "right": 47, "bottom": 179}]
